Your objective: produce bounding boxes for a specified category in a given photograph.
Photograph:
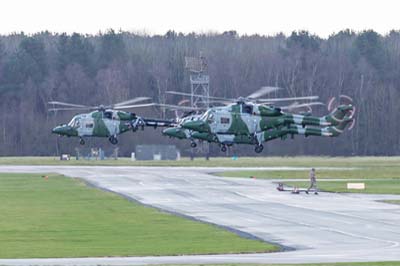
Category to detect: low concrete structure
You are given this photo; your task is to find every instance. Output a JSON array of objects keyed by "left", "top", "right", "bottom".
[{"left": 135, "top": 145, "right": 180, "bottom": 160}]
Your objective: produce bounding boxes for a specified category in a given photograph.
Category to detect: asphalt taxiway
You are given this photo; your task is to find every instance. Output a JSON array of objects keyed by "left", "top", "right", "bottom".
[{"left": 0, "top": 165, "right": 399, "bottom": 265}]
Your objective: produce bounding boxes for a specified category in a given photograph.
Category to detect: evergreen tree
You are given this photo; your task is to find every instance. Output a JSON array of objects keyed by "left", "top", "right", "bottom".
[{"left": 98, "top": 29, "right": 127, "bottom": 68}]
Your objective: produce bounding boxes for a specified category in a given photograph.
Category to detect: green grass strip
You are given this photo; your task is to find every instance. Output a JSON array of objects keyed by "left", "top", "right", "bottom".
[
  {"left": 0, "top": 173, "right": 276, "bottom": 258},
  {"left": 1, "top": 156, "right": 400, "bottom": 167},
  {"left": 151, "top": 262, "right": 400, "bottom": 266}
]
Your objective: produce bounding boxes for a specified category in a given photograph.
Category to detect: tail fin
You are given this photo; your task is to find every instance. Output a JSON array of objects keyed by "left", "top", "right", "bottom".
[
  {"left": 324, "top": 104, "right": 354, "bottom": 125},
  {"left": 325, "top": 116, "right": 354, "bottom": 137}
]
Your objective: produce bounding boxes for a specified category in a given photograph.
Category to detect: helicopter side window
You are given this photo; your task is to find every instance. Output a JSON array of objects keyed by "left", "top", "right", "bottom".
[
  {"left": 85, "top": 123, "right": 94, "bottom": 128},
  {"left": 220, "top": 117, "right": 230, "bottom": 124},
  {"left": 242, "top": 104, "right": 253, "bottom": 114}
]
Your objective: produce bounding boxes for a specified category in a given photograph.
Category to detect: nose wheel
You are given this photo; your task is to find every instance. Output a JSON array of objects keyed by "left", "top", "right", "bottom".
[
  {"left": 255, "top": 144, "right": 264, "bottom": 153},
  {"left": 109, "top": 135, "right": 118, "bottom": 145},
  {"left": 79, "top": 138, "right": 85, "bottom": 145},
  {"left": 190, "top": 142, "right": 197, "bottom": 148},
  {"left": 221, "top": 145, "right": 227, "bottom": 152}
]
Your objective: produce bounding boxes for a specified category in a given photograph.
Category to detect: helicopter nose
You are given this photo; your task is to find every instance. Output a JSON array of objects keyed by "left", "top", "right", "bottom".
[
  {"left": 162, "top": 128, "right": 187, "bottom": 139},
  {"left": 52, "top": 126, "right": 63, "bottom": 135},
  {"left": 182, "top": 120, "right": 210, "bottom": 132},
  {"left": 52, "top": 125, "right": 77, "bottom": 136}
]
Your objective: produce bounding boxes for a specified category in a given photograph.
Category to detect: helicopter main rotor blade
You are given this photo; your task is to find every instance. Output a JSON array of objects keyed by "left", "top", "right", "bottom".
[
  {"left": 178, "top": 99, "right": 191, "bottom": 106},
  {"left": 156, "top": 103, "right": 205, "bottom": 111},
  {"left": 166, "top": 91, "right": 234, "bottom": 102},
  {"left": 280, "top": 102, "right": 325, "bottom": 110},
  {"left": 247, "top": 86, "right": 283, "bottom": 99},
  {"left": 113, "top": 103, "right": 158, "bottom": 109},
  {"left": 208, "top": 99, "right": 233, "bottom": 105},
  {"left": 48, "top": 107, "right": 92, "bottom": 112},
  {"left": 257, "top": 95, "right": 319, "bottom": 102},
  {"left": 48, "top": 101, "right": 91, "bottom": 108},
  {"left": 113, "top": 97, "right": 152, "bottom": 107}
]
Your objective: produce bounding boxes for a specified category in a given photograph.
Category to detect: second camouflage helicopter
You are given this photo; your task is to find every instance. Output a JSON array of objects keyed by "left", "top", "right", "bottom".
[{"left": 162, "top": 87, "right": 356, "bottom": 153}]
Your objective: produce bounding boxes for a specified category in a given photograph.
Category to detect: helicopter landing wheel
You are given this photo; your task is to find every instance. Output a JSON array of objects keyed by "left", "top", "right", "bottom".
[
  {"left": 190, "top": 142, "right": 197, "bottom": 148},
  {"left": 109, "top": 136, "right": 118, "bottom": 145},
  {"left": 79, "top": 138, "right": 85, "bottom": 145},
  {"left": 255, "top": 144, "right": 263, "bottom": 153},
  {"left": 221, "top": 145, "right": 227, "bottom": 152}
]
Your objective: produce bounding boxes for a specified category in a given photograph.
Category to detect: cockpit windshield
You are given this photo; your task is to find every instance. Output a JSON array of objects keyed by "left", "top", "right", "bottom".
[
  {"left": 68, "top": 116, "right": 81, "bottom": 128},
  {"left": 200, "top": 110, "right": 209, "bottom": 120},
  {"left": 201, "top": 110, "right": 215, "bottom": 123}
]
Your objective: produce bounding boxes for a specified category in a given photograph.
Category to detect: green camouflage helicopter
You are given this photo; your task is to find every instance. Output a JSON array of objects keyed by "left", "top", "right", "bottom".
[
  {"left": 162, "top": 88, "right": 355, "bottom": 153},
  {"left": 49, "top": 97, "right": 173, "bottom": 145}
]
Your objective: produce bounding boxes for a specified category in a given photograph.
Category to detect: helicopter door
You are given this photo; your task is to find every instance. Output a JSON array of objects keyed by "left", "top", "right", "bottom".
[
  {"left": 215, "top": 112, "right": 231, "bottom": 133},
  {"left": 203, "top": 111, "right": 216, "bottom": 133},
  {"left": 241, "top": 105, "right": 257, "bottom": 134},
  {"left": 80, "top": 117, "right": 95, "bottom": 136},
  {"left": 103, "top": 113, "right": 119, "bottom": 136}
]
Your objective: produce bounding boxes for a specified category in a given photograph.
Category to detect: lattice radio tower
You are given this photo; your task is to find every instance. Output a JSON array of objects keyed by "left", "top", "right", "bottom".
[
  {"left": 185, "top": 54, "right": 210, "bottom": 159},
  {"left": 185, "top": 54, "right": 210, "bottom": 109}
]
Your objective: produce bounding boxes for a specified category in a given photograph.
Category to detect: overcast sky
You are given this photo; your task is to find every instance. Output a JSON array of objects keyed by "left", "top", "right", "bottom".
[{"left": 0, "top": 0, "right": 399, "bottom": 38}]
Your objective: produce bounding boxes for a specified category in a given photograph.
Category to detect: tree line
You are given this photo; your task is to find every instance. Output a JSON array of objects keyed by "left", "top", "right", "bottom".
[{"left": 0, "top": 29, "right": 399, "bottom": 156}]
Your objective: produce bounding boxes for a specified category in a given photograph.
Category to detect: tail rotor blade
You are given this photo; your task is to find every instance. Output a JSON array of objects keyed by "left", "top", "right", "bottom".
[
  {"left": 348, "top": 119, "right": 356, "bottom": 130},
  {"left": 327, "top": 97, "right": 336, "bottom": 112}
]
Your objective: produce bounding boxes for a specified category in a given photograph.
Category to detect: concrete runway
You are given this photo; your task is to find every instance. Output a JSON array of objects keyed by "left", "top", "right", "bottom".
[{"left": 0, "top": 165, "right": 400, "bottom": 265}]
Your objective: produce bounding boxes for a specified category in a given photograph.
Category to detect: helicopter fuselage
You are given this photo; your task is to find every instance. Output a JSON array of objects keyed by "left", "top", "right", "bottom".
[{"left": 52, "top": 110, "right": 134, "bottom": 137}]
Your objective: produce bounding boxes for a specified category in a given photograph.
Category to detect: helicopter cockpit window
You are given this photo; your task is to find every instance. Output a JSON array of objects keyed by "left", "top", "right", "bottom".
[
  {"left": 200, "top": 110, "right": 210, "bottom": 120},
  {"left": 208, "top": 114, "right": 215, "bottom": 123},
  {"left": 205, "top": 111, "right": 215, "bottom": 123},
  {"left": 68, "top": 117, "right": 81, "bottom": 128},
  {"left": 201, "top": 110, "right": 215, "bottom": 122},
  {"left": 242, "top": 104, "right": 253, "bottom": 114},
  {"left": 104, "top": 111, "right": 113, "bottom": 119}
]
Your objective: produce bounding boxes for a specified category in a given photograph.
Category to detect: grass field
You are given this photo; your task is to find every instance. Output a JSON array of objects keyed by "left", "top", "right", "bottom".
[
  {"left": 1, "top": 156, "right": 400, "bottom": 167},
  {"left": 0, "top": 173, "right": 276, "bottom": 258},
  {"left": 216, "top": 168, "right": 400, "bottom": 180},
  {"left": 216, "top": 157, "right": 400, "bottom": 195}
]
